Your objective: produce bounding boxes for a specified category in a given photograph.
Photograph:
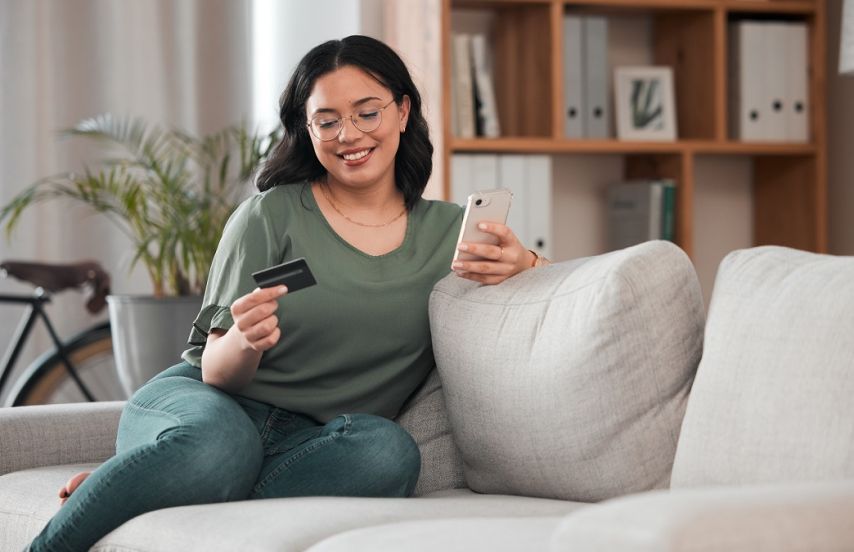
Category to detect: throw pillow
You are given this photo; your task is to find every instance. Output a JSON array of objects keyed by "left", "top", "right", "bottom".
[
  {"left": 671, "top": 246, "right": 854, "bottom": 487},
  {"left": 395, "top": 369, "right": 467, "bottom": 496},
  {"left": 429, "top": 240, "right": 704, "bottom": 501}
]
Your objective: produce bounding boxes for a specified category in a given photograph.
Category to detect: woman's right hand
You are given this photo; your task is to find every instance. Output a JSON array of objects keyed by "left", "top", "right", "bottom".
[
  {"left": 201, "top": 285, "right": 287, "bottom": 393},
  {"left": 230, "top": 285, "right": 288, "bottom": 352}
]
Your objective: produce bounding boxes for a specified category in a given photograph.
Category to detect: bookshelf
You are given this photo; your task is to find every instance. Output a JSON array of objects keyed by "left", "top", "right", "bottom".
[{"left": 441, "top": 0, "right": 827, "bottom": 268}]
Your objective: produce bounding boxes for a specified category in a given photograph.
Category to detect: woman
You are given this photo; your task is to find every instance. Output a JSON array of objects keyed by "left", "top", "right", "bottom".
[{"left": 32, "top": 35, "right": 544, "bottom": 551}]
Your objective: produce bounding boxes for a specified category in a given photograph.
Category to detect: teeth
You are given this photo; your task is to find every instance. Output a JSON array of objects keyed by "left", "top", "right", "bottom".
[{"left": 342, "top": 149, "right": 370, "bottom": 161}]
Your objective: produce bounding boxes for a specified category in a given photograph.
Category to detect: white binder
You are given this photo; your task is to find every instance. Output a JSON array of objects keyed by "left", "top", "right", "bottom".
[
  {"left": 450, "top": 154, "right": 474, "bottom": 207},
  {"left": 525, "top": 156, "right": 553, "bottom": 259},
  {"left": 563, "top": 15, "right": 585, "bottom": 138},
  {"left": 785, "top": 22, "right": 809, "bottom": 142},
  {"left": 764, "top": 22, "right": 788, "bottom": 141},
  {"left": 498, "top": 155, "right": 529, "bottom": 248},
  {"left": 471, "top": 154, "right": 499, "bottom": 192},
  {"left": 729, "top": 22, "right": 767, "bottom": 141},
  {"left": 583, "top": 16, "right": 610, "bottom": 139}
]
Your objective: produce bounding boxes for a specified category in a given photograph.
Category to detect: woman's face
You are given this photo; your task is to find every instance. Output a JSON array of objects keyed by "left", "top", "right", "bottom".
[{"left": 305, "top": 65, "right": 410, "bottom": 191}]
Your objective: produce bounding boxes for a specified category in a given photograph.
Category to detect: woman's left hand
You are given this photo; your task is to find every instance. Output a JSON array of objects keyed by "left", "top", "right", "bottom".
[{"left": 451, "top": 222, "right": 535, "bottom": 285}]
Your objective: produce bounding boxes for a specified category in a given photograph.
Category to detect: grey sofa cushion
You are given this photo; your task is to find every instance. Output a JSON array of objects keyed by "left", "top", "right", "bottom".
[
  {"left": 0, "top": 463, "right": 581, "bottom": 552},
  {"left": 0, "top": 463, "right": 99, "bottom": 551},
  {"left": 671, "top": 246, "right": 854, "bottom": 487},
  {"left": 429, "top": 241, "right": 704, "bottom": 502},
  {"left": 395, "top": 370, "right": 466, "bottom": 496},
  {"left": 92, "top": 489, "right": 584, "bottom": 552}
]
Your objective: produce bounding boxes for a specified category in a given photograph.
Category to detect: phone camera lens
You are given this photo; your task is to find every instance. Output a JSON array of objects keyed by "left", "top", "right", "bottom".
[{"left": 475, "top": 199, "right": 483, "bottom": 206}]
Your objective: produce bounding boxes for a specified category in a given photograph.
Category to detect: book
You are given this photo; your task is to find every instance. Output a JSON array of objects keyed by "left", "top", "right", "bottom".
[
  {"left": 661, "top": 181, "right": 676, "bottom": 242},
  {"left": 470, "top": 33, "right": 501, "bottom": 138},
  {"left": 452, "top": 33, "right": 476, "bottom": 138},
  {"left": 607, "top": 180, "right": 676, "bottom": 250}
]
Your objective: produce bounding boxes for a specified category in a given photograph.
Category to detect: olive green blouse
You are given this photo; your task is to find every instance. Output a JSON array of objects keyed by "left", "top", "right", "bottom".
[{"left": 181, "top": 183, "right": 463, "bottom": 422}]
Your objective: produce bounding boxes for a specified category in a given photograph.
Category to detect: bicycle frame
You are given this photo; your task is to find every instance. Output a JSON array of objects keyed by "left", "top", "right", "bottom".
[{"left": 0, "top": 289, "right": 96, "bottom": 401}]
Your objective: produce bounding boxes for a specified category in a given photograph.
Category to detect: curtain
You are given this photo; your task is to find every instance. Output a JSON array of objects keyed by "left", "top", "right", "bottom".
[{"left": 0, "top": 0, "right": 252, "bottom": 403}]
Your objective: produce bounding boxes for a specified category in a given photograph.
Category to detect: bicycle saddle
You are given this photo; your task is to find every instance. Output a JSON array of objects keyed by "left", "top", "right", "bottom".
[{"left": 0, "top": 260, "right": 111, "bottom": 314}]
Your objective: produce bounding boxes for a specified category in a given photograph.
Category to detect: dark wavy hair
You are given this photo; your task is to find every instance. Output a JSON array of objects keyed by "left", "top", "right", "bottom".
[{"left": 256, "top": 35, "right": 432, "bottom": 211}]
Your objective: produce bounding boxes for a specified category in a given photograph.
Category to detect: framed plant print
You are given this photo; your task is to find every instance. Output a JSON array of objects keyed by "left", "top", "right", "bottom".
[{"left": 615, "top": 66, "right": 677, "bottom": 141}]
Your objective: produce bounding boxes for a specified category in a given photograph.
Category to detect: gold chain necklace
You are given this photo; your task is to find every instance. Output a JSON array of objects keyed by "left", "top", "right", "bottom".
[{"left": 320, "top": 184, "right": 407, "bottom": 228}]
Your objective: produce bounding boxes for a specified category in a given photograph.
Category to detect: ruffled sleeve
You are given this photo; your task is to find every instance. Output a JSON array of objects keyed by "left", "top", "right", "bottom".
[{"left": 186, "top": 193, "right": 284, "bottom": 346}]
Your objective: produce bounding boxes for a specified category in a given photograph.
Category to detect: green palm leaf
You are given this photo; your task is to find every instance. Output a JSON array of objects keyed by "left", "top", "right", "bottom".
[{"left": 1, "top": 114, "right": 281, "bottom": 297}]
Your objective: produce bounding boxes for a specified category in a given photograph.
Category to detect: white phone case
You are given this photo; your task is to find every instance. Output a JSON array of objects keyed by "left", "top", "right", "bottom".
[{"left": 453, "top": 188, "right": 513, "bottom": 262}]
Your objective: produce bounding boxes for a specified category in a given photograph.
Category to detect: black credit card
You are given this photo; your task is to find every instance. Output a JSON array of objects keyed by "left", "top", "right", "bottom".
[{"left": 251, "top": 257, "right": 317, "bottom": 293}]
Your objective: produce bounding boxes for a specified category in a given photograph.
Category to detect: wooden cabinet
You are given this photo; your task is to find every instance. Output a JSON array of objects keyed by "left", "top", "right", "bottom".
[{"left": 441, "top": 0, "right": 827, "bottom": 268}]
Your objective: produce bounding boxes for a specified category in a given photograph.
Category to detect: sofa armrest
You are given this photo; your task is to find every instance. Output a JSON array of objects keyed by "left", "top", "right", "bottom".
[
  {"left": 0, "top": 401, "right": 124, "bottom": 475},
  {"left": 550, "top": 480, "right": 854, "bottom": 552}
]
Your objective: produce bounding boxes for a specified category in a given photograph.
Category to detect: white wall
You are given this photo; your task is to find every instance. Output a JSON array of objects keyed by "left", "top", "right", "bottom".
[{"left": 251, "top": 0, "right": 382, "bottom": 131}]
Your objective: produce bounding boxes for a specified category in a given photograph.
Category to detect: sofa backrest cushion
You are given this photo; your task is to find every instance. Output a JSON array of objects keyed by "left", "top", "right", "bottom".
[
  {"left": 395, "top": 369, "right": 467, "bottom": 496},
  {"left": 429, "top": 240, "right": 704, "bottom": 502},
  {"left": 671, "top": 246, "right": 854, "bottom": 488}
]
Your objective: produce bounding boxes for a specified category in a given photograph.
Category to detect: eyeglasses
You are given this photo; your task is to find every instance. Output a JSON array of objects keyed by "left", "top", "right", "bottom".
[{"left": 307, "top": 99, "right": 396, "bottom": 141}]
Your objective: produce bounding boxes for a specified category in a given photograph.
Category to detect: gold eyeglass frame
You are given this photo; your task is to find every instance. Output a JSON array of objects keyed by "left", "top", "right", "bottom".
[{"left": 307, "top": 99, "right": 397, "bottom": 141}]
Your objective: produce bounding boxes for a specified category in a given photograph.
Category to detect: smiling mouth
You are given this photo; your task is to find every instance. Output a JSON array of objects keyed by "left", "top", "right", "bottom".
[{"left": 339, "top": 148, "right": 374, "bottom": 161}]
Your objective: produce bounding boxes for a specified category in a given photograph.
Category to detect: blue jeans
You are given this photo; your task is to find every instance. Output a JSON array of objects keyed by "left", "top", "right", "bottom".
[{"left": 29, "top": 362, "right": 421, "bottom": 551}]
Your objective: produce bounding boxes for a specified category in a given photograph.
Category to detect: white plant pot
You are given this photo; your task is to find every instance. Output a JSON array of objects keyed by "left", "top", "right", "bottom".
[{"left": 106, "top": 295, "right": 203, "bottom": 397}]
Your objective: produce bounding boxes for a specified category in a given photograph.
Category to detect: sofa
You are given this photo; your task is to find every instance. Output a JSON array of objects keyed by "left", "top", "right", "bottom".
[{"left": 1, "top": 240, "right": 852, "bottom": 551}]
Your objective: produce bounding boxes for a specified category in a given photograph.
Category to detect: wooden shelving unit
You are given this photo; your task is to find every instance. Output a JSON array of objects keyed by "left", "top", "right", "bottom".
[{"left": 441, "top": 0, "right": 827, "bottom": 260}]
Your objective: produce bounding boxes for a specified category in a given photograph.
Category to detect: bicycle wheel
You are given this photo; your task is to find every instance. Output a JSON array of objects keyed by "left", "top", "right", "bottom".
[{"left": 5, "top": 322, "right": 127, "bottom": 406}]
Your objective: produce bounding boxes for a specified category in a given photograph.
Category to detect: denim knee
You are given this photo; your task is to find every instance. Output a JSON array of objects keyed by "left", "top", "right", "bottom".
[
  {"left": 165, "top": 418, "right": 263, "bottom": 502},
  {"left": 334, "top": 414, "right": 422, "bottom": 497},
  {"left": 119, "top": 375, "right": 263, "bottom": 502}
]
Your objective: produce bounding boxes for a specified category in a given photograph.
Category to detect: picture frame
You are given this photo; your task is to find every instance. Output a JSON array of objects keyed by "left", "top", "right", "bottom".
[{"left": 614, "top": 66, "right": 677, "bottom": 141}]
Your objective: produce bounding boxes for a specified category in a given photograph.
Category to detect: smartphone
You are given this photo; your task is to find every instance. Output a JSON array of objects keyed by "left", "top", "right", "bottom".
[
  {"left": 251, "top": 257, "right": 317, "bottom": 293},
  {"left": 453, "top": 188, "right": 513, "bottom": 262}
]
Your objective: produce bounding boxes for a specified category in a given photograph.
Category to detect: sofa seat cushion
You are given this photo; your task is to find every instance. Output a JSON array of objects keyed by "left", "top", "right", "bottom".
[
  {"left": 429, "top": 241, "right": 704, "bottom": 502},
  {"left": 671, "top": 246, "right": 854, "bottom": 487},
  {"left": 0, "top": 464, "right": 585, "bottom": 552},
  {"left": 92, "top": 489, "right": 583, "bottom": 552},
  {"left": 0, "top": 462, "right": 98, "bottom": 551},
  {"left": 305, "top": 517, "right": 565, "bottom": 552}
]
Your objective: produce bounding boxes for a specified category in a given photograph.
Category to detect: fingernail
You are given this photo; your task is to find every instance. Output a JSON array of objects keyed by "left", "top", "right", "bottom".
[
  {"left": 458, "top": 243, "right": 469, "bottom": 251},
  {"left": 452, "top": 262, "right": 463, "bottom": 269},
  {"left": 478, "top": 223, "right": 487, "bottom": 230},
  {"left": 278, "top": 286, "right": 288, "bottom": 294}
]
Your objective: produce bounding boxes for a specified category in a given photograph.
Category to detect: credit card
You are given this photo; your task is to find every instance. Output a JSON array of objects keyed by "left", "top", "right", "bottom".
[{"left": 251, "top": 257, "right": 316, "bottom": 293}]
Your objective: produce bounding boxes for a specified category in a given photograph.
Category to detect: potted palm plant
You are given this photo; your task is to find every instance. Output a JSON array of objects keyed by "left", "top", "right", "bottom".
[{"left": 0, "top": 114, "right": 280, "bottom": 395}]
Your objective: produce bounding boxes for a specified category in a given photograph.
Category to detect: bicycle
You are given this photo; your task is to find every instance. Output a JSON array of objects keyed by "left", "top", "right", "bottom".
[{"left": 0, "top": 260, "right": 126, "bottom": 406}]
